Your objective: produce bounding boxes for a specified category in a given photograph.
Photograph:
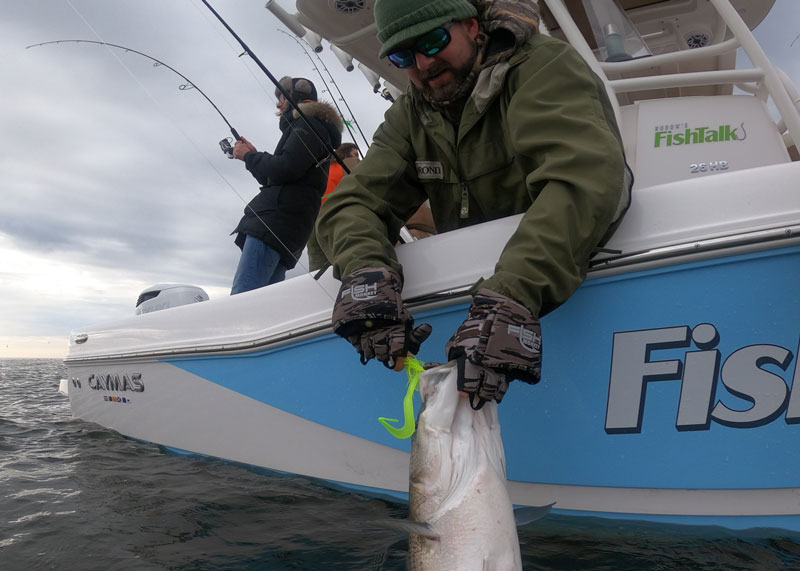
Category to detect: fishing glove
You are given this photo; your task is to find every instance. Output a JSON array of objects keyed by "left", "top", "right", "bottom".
[
  {"left": 446, "top": 289, "right": 542, "bottom": 408},
  {"left": 332, "top": 267, "right": 432, "bottom": 369}
]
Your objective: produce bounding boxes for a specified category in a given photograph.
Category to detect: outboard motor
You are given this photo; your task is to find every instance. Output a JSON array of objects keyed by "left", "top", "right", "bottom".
[{"left": 135, "top": 284, "right": 209, "bottom": 315}]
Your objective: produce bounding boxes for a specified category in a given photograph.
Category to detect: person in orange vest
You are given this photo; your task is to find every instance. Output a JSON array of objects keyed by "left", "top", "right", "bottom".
[
  {"left": 308, "top": 142, "right": 439, "bottom": 272},
  {"left": 322, "top": 143, "right": 361, "bottom": 204},
  {"left": 307, "top": 143, "right": 361, "bottom": 271}
]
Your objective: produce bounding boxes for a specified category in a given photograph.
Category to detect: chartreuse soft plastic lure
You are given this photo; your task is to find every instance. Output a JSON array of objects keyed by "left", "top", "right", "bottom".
[{"left": 378, "top": 356, "right": 425, "bottom": 439}]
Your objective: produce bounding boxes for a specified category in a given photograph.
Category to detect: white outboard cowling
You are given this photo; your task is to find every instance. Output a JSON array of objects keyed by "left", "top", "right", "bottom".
[{"left": 135, "top": 284, "right": 209, "bottom": 315}]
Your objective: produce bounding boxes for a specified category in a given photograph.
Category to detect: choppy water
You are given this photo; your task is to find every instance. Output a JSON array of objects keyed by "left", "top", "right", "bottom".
[{"left": 2, "top": 359, "right": 800, "bottom": 570}]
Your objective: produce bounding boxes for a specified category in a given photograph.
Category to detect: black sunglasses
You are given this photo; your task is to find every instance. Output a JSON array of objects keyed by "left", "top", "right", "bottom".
[{"left": 387, "top": 23, "right": 453, "bottom": 69}]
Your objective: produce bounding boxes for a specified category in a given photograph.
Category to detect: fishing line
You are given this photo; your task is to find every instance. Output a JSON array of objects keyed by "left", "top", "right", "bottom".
[
  {"left": 277, "top": 29, "right": 367, "bottom": 156},
  {"left": 58, "top": 0, "right": 245, "bottom": 168},
  {"left": 188, "top": 0, "right": 342, "bottom": 194},
  {"left": 190, "top": 9, "right": 336, "bottom": 181},
  {"left": 26, "top": 39, "right": 241, "bottom": 142},
  {"left": 55, "top": 0, "right": 333, "bottom": 295},
  {"left": 197, "top": 0, "right": 350, "bottom": 175},
  {"left": 190, "top": 0, "right": 360, "bottom": 282},
  {"left": 280, "top": 29, "right": 362, "bottom": 155},
  {"left": 188, "top": 0, "right": 344, "bottom": 173},
  {"left": 188, "top": 0, "right": 276, "bottom": 103},
  {"left": 196, "top": 1, "right": 421, "bottom": 253},
  {"left": 305, "top": 38, "right": 372, "bottom": 155}
]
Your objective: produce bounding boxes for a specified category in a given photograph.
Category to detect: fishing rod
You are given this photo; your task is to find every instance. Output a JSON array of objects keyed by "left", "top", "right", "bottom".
[
  {"left": 41, "top": 0, "right": 336, "bottom": 287},
  {"left": 198, "top": 0, "right": 351, "bottom": 175},
  {"left": 26, "top": 39, "right": 242, "bottom": 159},
  {"left": 307, "top": 44, "right": 372, "bottom": 156},
  {"left": 277, "top": 29, "right": 367, "bottom": 157},
  {"left": 276, "top": 29, "right": 372, "bottom": 156}
]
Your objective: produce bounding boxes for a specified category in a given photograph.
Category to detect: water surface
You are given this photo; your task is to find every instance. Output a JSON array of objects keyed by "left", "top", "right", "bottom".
[{"left": 1, "top": 359, "right": 799, "bottom": 570}]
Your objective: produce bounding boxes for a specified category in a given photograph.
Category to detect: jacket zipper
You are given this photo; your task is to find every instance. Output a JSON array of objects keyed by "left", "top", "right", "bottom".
[{"left": 459, "top": 182, "right": 469, "bottom": 219}]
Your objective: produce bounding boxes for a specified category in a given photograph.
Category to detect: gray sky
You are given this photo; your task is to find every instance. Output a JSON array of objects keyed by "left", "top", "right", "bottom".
[
  {"left": 0, "top": 1, "right": 798, "bottom": 358},
  {"left": 0, "top": 0, "right": 392, "bottom": 358}
]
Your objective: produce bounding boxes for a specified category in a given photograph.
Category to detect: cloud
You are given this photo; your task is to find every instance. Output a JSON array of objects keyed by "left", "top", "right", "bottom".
[
  {"left": 0, "top": 1, "right": 392, "bottom": 357},
  {"left": 12, "top": 0, "right": 794, "bottom": 360}
]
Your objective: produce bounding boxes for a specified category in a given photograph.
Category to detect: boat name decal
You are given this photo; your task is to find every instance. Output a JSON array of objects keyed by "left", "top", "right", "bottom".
[
  {"left": 84, "top": 373, "right": 145, "bottom": 393},
  {"left": 654, "top": 123, "right": 746, "bottom": 148},
  {"left": 606, "top": 324, "right": 798, "bottom": 434}
]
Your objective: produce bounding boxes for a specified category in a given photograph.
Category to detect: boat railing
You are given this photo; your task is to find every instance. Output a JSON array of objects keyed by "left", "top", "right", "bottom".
[
  {"left": 542, "top": 0, "right": 800, "bottom": 158},
  {"left": 598, "top": 37, "right": 741, "bottom": 74}
]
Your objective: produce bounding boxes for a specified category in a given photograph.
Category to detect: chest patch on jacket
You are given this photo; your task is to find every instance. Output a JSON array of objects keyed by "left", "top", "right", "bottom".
[{"left": 415, "top": 161, "right": 444, "bottom": 180}]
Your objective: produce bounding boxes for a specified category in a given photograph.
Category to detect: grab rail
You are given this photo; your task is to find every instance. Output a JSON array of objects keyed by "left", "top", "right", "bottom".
[
  {"left": 541, "top": 0, "right": 800, "bottom": 150},
  {"left": 598, "top": 38, "right": 741, "bottom": 74},
  {"left": 710, "top": 0, "right": 800, "bottom": 148},
  {"left": 610, "top": 68, "right": 764, "bottom": 93}
]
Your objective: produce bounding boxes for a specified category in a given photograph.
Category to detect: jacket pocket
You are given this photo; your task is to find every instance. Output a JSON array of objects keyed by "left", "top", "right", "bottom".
[
  {"left": 250, "top": 186, "right": 280, "bottom": 213},
  {"left": 460, "top": 142, "right": 514, "bottom": 179}
]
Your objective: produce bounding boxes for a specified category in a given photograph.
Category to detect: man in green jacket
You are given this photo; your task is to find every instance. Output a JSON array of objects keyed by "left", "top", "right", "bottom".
[{"left": 317, "top": 0, "right": 631, "bottom": 408}]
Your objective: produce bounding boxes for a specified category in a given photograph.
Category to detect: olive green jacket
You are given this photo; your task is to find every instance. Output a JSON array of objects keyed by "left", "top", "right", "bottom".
[{"left": 317, "top": 34, "right": 631, "bottom": 317}]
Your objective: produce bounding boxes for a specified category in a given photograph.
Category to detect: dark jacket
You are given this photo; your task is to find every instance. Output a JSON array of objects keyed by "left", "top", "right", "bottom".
[{"left": 233, "top": 100, "right": 343, "bottom": 269}]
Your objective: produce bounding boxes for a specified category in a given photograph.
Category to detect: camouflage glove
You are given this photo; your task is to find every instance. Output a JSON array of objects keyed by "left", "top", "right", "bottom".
[
  {"left": 332, "top": 267, "right": 432, "bottom": 369},
  {"left": 446, "top": 289, "right": 542, "bottom": 408}
]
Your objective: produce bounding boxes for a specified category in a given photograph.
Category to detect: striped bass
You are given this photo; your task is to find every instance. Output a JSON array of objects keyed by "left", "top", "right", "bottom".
[{"left": 407, "top": 362, "right": 523, "bottom": 570}]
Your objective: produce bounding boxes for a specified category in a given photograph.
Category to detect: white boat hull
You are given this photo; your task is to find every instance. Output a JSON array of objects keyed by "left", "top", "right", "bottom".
[{"left": 66, "top": 163, "right": 800, "bottom": 532}]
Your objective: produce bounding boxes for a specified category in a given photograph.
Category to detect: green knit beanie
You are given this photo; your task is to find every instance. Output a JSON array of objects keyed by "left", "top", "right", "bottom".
[{"left": 374, "top": 0, "right": 479, "bottom": 58}]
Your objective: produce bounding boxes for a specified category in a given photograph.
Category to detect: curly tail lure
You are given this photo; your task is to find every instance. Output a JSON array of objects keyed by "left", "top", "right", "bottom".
[{"left": 379, "top": 356, "right": 426, "bottom": 439}]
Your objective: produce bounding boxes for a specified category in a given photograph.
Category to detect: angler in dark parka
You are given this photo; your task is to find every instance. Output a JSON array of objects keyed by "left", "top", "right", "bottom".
[{"left": 231, "top": 76, "right": 343, "bottom": 294}]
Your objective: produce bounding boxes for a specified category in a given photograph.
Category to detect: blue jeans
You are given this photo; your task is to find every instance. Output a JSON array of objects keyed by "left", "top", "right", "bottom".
[{"left": 231, "top": 235, "right": 288, "bottom": 295}]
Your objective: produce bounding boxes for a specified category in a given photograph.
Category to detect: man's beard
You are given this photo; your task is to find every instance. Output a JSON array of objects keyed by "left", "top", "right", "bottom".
[{"left": 416, "top": 42, "right": 480, "bottom": 105}]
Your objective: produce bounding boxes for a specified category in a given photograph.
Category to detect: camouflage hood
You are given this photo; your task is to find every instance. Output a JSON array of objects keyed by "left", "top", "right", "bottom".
[{"left": 475, "top": 0, "right": 542, "bottom": 67}]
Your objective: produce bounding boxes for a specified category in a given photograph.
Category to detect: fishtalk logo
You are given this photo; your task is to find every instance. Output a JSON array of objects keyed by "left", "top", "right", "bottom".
[{"left": 654, "top": 124, "right": 746, "bottom": 148}]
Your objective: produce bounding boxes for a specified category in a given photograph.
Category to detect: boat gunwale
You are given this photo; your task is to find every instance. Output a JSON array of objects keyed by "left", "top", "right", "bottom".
[{"left": 64, "top": 228, "right": 800, "bottom": 364}]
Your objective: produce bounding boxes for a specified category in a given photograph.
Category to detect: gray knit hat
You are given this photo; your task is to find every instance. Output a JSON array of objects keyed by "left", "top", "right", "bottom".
[
  {"left": 374, "top": 0, "right": 478, "bottom": 58},
  {"left": 274, "top": 76, "right": 317, "bottom": 104}
]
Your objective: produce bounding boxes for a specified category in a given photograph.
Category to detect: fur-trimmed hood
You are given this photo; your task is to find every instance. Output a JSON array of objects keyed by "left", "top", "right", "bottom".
[{"left": 282, "top": 100, "right": 343, "bottom": 135}]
